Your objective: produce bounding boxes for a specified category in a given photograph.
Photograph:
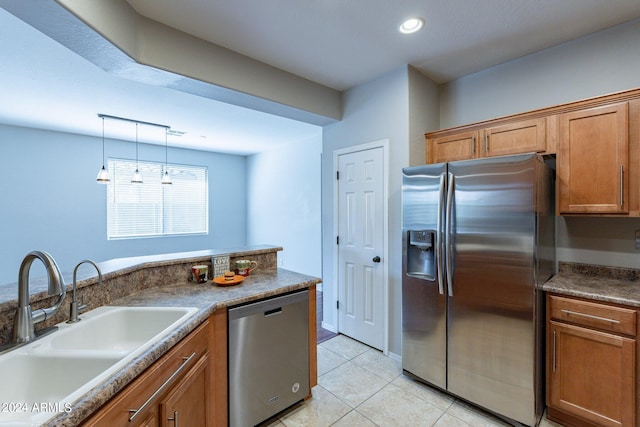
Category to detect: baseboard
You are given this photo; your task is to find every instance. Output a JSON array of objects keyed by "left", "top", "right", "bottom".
[
  {"left": 387, "top": 351, "right": 401, "bottom": 362},
  {"left": 321, "top": 320, "right": 337, "bottom": 333}
]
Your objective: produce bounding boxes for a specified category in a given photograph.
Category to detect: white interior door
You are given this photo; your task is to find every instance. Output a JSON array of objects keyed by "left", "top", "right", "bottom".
[{"left": 336, "top": 145, "right": 385, "bottom": 350}]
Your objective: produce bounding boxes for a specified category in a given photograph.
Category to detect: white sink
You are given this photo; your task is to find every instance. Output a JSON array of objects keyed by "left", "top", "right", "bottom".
[
  {"left": 0, "top": 305, "right": 198, "bottom": 426},
  {"left": 51, "top": 306, "right": 198, "bottom": 354},
  {"left": 0, "top": 352, "right": 120, "bottom": 425}
]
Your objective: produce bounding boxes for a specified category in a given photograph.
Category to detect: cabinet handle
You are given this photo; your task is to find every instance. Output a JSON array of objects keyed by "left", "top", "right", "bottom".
[
  {"left": 471, "top": 136, "right": 475, "bottom": 155},
  {"left": 168, "top": 410, "right": 179, "bottom": 426},
  {"left": 620, "top": 165, "right": 624, "bottom": 207},
  {"left": 552, "top": 330, "right": 556, "bottom": 373},
  {"left": 560, "top": 309, "right": 620, "bottom": 324},
  {"left": 128, "top": 352, "right": 196, "bottom": 422},
  {"left": 485, "top": 133, "right": 489, "bottom": 153}
]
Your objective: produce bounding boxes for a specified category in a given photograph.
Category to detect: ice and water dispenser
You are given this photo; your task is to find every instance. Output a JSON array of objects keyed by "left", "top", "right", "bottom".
[{"left": 405, "top": 229, "right": 436, "bottom": 280}]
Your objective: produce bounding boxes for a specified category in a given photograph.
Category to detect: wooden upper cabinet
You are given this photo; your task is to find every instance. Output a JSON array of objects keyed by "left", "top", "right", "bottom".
[
  {"left": 426, "top": 118, "right": 550, "bottom": 164},
  {"left": 558, "top": 102, "right": 629, "bottom": 214},
  {"left": 427, "top": 130, "right": 479, "bottom": 164},
  {"left": 482, "top": 117, "right": 546, "bottom": 157}
]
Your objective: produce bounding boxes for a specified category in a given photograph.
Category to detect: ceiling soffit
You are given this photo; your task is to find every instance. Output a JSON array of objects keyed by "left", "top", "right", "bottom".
[{"left": 0, "top": 0, "right": 341, "bottom": 126}]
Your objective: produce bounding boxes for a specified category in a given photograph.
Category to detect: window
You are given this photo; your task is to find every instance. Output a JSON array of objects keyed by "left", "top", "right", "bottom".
[{"left": 107, "top": 158, "right": 208, "bottom": 239}]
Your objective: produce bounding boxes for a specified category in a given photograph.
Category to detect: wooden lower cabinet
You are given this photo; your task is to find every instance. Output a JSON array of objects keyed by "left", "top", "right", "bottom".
[
  {"left": 159, "top": 354, "right": 210, "bottom": 426},
  {"left": 547, "top": 294, "right": 637, "bottom": 427}
]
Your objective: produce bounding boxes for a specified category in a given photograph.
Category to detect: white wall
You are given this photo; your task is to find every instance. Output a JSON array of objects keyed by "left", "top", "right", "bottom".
[
  {"left": 322, "top": 65, "right": 438, "bottom": 356},
  {"left": 0, "top": 124, "right": 247, "bottom": 284},
  {"left": 438, "top": 18, "right": 640, "bottom": 269},
  {"left": 246, "top": 135, "right": 323, "bottom": 277},
  {"left": 409, "top": 66, "right": 440, "bottom": 166},
  {"left": 439, "top": 18, "right": 640, "bottom": 129},
  {"left": 557, "top": 217, "right": 640, "bottom": 268}
]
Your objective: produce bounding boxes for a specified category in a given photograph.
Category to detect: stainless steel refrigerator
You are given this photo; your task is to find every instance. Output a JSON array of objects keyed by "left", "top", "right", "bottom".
[{"left": 401, "top": 153, "right": 555, "bottom": 426}]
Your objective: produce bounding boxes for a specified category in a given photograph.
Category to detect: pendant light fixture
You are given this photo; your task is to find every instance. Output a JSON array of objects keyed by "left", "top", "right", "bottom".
[
  {"left": 96, "top": 116, "right": 111, "bottom": 183},
  {"left": 161, "top": 128, "right": 172, "bottom": 185},
  {"left": 97, "top": 114, "right": 171, "bottom": 185},
  {"left": 131, "top": 122, "right": 143, "bottom": 184}
]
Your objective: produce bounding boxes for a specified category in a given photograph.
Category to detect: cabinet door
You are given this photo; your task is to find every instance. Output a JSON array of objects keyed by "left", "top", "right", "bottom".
[
  {"left": 427, "top": 131, "right": 478, "bottom": 164},
  {"left": 558, "top": 103, "right": 629, "bottom": 214},
  {"left": 483, "top": 117, "right": 546, "bottom": 157},
  {"left": 549, "top": 321, "right": 635, "bottom": 427},
  {"left": 138, "top": 413, "right": 159, "bottom": 427},
  {"left": 160, "top": 355, "right": 211, "bottom": 427}
]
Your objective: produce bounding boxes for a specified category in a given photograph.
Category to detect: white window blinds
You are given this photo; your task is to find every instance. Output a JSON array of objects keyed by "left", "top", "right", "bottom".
[{"left": 107, "top": 158, "right": 208, "bottom": 239}]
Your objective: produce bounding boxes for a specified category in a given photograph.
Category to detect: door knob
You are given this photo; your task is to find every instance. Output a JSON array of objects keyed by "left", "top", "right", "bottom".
[{"left": 373, "top": 256, "right": 381, "bottom": 263}]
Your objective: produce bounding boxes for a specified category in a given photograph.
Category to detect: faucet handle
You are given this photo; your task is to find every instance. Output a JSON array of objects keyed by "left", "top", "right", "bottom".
[
  {"left": 78, "top": 294, "right": 87, "bottom": 314},
  {"left": 68, "top": 259, "right": 102, "bottom": 323},
  {"left": 68, "top": 294, "right": 88, "bottom": 323}
]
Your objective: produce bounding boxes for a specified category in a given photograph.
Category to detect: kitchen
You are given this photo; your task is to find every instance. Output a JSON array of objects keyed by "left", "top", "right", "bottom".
[{"left": 1, "top": 1, "right": 640, "bottom": 426}]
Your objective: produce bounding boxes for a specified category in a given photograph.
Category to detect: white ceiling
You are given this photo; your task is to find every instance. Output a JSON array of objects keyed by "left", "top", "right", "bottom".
[
  {"left": 126, "top": 0, "right": 640, "bottom": 89},
  {"left": 1, "top": 1, "right": 640, "bottom": 154},
  {"left": 0, "top": 8, "right": 321, "bottom": 154}
]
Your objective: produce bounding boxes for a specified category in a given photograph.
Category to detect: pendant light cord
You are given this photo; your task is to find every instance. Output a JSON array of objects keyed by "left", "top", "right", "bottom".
[
  {"left": 135, "top": 122, "right": 139, "bottom": 169},
  {"left": 102, "top": 117, "right": 105, "bottom": 165},
  {"left": 96, "top": 113, "right": 172, "bottom": 184}
]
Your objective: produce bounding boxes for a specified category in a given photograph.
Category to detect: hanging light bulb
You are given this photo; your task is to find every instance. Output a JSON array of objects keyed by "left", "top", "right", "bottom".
[
  {"left": 131, "top": 122, "right": 143, "bottom": 184},
  {"left": 161, "top": 128, "right": 172, "bottom": 185},
  {"left": 96, "top": 116, "right": 111, "bottom": 183}
]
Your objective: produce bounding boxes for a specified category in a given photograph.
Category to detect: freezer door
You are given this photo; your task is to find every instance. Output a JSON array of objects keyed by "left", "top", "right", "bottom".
[
  {"left": 401, "top": 163, "right": 447, "bottom": 389},
  {"left": 446, "top": 154, "right": 541, "bottom": 425}
]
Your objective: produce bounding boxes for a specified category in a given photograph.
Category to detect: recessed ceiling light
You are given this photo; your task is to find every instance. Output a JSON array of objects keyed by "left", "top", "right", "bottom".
[{"left": 399, "top": 17, "right": 424, "bottom": 34}]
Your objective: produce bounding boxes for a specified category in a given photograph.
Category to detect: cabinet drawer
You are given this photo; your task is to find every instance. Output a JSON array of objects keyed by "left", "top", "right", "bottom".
[{"left": 549, "top": 295, "right": 636, "bottom": 336}]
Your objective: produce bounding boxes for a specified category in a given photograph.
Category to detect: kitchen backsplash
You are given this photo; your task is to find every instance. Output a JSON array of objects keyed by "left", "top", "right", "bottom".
[{"left": 0, "top": 246, "right": 280, "bottom": 346}]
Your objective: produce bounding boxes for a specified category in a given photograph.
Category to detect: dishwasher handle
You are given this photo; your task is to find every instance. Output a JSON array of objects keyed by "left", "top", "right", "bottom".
[
  {"left": 228, "top": 289, "right": 308, "bottom": 321},
  {"left": 264, "top": 307, "right": 282, "bottom": 317}
]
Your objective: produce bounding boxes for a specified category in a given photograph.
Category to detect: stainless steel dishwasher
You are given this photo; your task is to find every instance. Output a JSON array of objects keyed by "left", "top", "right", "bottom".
[{"left": 228, "top": 289, "right": 310, "bottom": 427}]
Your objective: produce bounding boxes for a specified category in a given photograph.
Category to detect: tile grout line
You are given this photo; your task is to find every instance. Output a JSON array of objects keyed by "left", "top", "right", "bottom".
[{"left": 312, "top": 335, "right": 518, "bottom": 427}]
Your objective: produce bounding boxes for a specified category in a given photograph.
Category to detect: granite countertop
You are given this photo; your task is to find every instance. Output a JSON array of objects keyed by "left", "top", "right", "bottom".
[
  {"left": 0, "top": 245, "right": 281, "bottom": 309},
  {"left": 542, "top": 262, "right": 640, "bottom": 307},
  {"left": 44, "top": 267, "right": 321, "bottom": 427}
]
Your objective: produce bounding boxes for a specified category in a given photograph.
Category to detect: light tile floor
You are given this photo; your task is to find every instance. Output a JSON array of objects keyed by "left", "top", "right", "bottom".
[{"left": 263, "top": 335, "right": 564, "bottom": 427}]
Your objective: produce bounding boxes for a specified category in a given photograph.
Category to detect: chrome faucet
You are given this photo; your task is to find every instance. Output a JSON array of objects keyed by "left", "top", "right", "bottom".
[
  {"left": 13, "top": 251, "right": 66, "bottom": 343},
  {"left": 68, "top": 259, "right": 102, "bottom": 323}
]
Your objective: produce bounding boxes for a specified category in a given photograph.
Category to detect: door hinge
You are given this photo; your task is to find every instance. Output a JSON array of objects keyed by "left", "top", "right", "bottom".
[
  {"left": 337, "top": 300, "right": 339, "bottom": 310},
  {"left": 336, "top": 236, "right": 339, "bottom": 245},
  {"left": 336, "top": 171, "right": 340, "bottom": 180}
]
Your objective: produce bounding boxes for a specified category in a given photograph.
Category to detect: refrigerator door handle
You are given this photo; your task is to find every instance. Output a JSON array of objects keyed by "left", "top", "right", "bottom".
[
  {"left": 436, "top": 174, "right": 445, "bottom": 295},
  {"left": 445, "top": 172, "right": 454, "bottom": 297}
]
